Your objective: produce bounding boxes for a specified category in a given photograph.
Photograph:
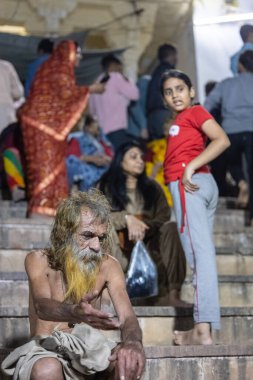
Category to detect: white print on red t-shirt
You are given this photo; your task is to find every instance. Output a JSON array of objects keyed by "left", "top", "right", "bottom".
[{"left": 169, "top": 124, "right": 180, "bottom": 136}]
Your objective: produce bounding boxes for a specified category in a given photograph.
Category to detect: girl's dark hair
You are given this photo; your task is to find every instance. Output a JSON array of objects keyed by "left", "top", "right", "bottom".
[
  {"left": 99, "top": 140, "right": 157, "bottom": 210},
  {"left": 160, "top": 69, "right": 193, "bottom": 97}
]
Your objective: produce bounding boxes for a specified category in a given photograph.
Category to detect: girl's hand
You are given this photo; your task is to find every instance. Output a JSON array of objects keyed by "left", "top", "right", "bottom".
[
  {"left": 182, "top": 165, "right": 199, "bottom": 193},
  {"left": 125, "top": 215, "right": 149, "bottom": 242}
]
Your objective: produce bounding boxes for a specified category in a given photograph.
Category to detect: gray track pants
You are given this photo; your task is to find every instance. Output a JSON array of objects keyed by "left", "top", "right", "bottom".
[{"left": 169, "top": 173, "right": 220, "bottom": 330}]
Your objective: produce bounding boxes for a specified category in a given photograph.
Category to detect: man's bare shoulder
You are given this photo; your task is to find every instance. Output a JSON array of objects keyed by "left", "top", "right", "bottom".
[
  {"left": 25, "top": 249, "right": 50, "bottom": 276},
  {"left": 101, "top": 254, "right": 121, "bottom": 269},
  {"left": 100, "top": 254, "right": 125, "bottom": 280}
]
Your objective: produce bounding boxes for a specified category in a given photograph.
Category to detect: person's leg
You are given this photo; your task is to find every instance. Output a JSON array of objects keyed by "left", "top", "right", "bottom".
[
  {"left": 170, "top": 174, "right": 220, "bottom": 345},
  {"left": 31, "top": 357, "right": 64, "bottom": 380},
  {"left": 158, "top": 220, "right": 191, "bottom": 307},
  {"left": 242, "top": 132, "right": 253, "bottom": 224},
  {"left": 210, "top": 152, "right": 227, "bottom": 196},
  {"left": 227, "top": 133, "right": 249, "bottom": 206}
]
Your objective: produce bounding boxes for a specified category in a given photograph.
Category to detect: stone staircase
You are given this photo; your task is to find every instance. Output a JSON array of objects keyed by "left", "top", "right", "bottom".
[{"left": 1, "top": 199, "right": 253, "bottom": 379}]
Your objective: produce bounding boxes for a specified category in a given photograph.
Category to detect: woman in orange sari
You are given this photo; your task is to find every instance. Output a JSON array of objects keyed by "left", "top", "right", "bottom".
[{"left": 21, "top": 40, "right": 93, "bottom": 217}]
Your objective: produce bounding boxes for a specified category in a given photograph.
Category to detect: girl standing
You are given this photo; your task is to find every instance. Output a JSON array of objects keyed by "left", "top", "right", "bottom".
[{"left": 161, "top": 70, "right": 230, "bottom": 345}]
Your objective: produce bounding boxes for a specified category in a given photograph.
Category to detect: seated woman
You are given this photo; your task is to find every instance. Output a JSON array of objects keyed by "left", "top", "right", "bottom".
[
  {"left": 99, "top": 140, "right": 189, "bottom": 307},
  {"left": 66, "top": 115, "right": 113, "bottom": 192}
]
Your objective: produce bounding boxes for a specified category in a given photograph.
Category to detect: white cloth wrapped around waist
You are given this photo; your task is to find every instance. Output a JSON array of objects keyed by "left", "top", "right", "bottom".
[{"left": 1, "top": 324, "right": 117, "bottom": 380}]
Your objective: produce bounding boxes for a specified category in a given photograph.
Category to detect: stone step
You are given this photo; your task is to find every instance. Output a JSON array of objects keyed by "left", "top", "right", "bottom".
[
  {"left": 1, "top": 306, "right": 253, "bottom": 348},
  {"left": 214, "top": 209, "right": 247, "bottom": 232},
  {"left": 1, "top": 219, "right": 253, "bottom": 251},
  {"left": 0, "top": 344, "right": 252, "bottom": 380},
  {"left": 143, "top": 345, "right": 253, "bottom": 380},
  {"left": 181, "top": 275, "right": 253, "bottom": 307},
  {"left": 0, "top": 197, "right": 240, "bottom": 213},
  {"left": 0, "top": 250, "right": 29, "bottom": 273},
  {"left": 2, "top": 274, "right": 253, "bottom": 308},
  {"left": 214, "top": 230, "right": 253, "bottom": 254},
  {"left": 0, "top": 220, "right": 51, "bottom": 250},
  {"left": 2, "top": 250, "right": 253, "bottom": 276},
  {"left": 0, "top": 201, "right": 27, "bottom": 219}
]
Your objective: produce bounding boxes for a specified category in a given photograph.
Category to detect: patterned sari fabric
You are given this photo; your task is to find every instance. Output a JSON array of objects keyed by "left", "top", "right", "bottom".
[{"left": 20, "top": 40, "right": 89, "bottom": 216}]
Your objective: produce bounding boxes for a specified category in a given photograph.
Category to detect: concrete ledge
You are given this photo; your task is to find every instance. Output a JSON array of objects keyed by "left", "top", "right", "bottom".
[
  {"left": 1, "top": 306, "right": 253, "bottom": 318},
  {"left": 1, "top": 307, "right": 253, "bottom": 347},
  {"left": 2, "top": 346, "right": 253, "bottom": 380},
  {"left": 145, "top": 344, "right": 253, "bottom": 358}
]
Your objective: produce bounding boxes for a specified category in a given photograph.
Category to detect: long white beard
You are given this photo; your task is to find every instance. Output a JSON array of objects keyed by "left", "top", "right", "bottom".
[{"left": 71, "top": 241, "right": 104, "bottom": 273}]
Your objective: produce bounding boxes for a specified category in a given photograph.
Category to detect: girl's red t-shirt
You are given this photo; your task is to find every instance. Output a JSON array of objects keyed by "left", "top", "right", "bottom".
[{"left": 164, "top": 105, "right": 213, "bottom": 184}]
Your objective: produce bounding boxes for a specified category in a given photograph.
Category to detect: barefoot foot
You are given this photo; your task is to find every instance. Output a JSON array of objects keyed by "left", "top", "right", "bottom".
[
  {"left": 237, "top": 180, "right": 249, "bottom": 208},
  {"left": 173, "top": 323, "right": 213, "bottom": 345}
]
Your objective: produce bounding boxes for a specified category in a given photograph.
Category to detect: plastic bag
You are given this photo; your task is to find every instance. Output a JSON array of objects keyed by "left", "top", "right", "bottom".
[{"left": 126, "top": 240, "right": 158, "bottom": 299}]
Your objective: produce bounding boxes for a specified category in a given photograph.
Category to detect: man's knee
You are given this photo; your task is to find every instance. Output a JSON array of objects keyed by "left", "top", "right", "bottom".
[{"left": 31, "top": 357, "right": 63, "bottom": 380}]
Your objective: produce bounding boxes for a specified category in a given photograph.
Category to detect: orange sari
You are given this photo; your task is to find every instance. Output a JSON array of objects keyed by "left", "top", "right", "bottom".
[{"left": 21, "top": 40, "right": 89, "bottom": 216}]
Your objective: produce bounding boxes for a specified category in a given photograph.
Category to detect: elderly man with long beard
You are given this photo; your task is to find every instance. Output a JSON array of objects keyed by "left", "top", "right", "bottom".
[{"left": 1, "top": 189, "right": 146, "bottom": 380}]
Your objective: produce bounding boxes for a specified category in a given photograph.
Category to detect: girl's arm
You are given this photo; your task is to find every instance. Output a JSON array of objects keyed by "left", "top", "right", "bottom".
[{"left": 183, "top": 118, "right": 230, "bottom": 192}]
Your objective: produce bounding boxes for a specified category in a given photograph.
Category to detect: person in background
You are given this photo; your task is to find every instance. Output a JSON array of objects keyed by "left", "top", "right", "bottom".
[
  {"left": 204, "top": 81, "right": 228, "bottom": 197},
  {"left": 1, "top": 189, "right": 145, "bottom": 380},
  {"left": 161, "top": 69, "right": 230, "bottom": 345},
  {"left": 205, "top": 50, "right": 253, "bottom": 225},
  {"left": 25, "top": 38, "right": 54, "bottom": 97},
  {"left": 230, "top": 24, "right": 253, "bottom": 75},
  {"left": 66, "top": 114, "right": 113, "bottom": 192},
  {"left": 145, "top": 119, "right": 173, "bottom": 207},
  {"left": 0, "top": 59, "right": 25, "bottom": 200},
  {"left": 146, "top": 43, "right": 178, "bottom": 139},
  {"left": 99, "top": 140, "right": 189, "bottom": 307},
  {"left": 0, "top": 59, "right": 24, "bottom": 135},
  {"left": 127, "top": 75, "right": 150, "bottom": 141},
  {"left": 89, "top": 54, "right": 139, "bottom": 150},
  {"left": 20, "top": 40, "right": 104, "bottom": 219}
]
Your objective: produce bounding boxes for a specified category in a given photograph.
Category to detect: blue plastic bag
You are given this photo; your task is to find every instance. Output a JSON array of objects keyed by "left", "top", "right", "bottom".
[{"left": 126, "top": 240, "right": 158, "bottom": 298}]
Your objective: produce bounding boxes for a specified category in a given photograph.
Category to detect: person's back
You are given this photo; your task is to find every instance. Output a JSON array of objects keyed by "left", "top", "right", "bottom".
[
  {"left": 205, "top": 50, "right": 253, "bottom": 226},
  {"left": 205, "top": 53, "right": 253, "bottom": 135},
  {"left": 127, "top": 74, "right": 150, "bottom": 139},
  {"left": 146, "top": 43, "right": 177, "bottom": 139}
]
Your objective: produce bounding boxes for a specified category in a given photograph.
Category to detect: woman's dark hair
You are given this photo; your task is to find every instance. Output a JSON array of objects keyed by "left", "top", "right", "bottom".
[
  {"left": 99, "top": 140, "right": 158, "bottom": 211},
  {"left": 160, "top": 69, "right": 193, "bottom": 97}
]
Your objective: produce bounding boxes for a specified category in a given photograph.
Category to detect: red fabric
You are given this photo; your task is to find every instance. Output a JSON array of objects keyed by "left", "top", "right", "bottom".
[
  {"left": 21, "top": 40, "right": 89, "bottom": 216},
  {"left": 99, "top": 140, "right": 114, "bottom": 158},
  {"left": 163, "top": 105, "right": 213, "bottom": 232},
  {"left": 67, "top": 138, "right": 81, "bottom": 157}
]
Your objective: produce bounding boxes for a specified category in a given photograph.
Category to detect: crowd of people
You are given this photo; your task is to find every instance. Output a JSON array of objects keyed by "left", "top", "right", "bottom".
[{"left": 0, "top": 23, "right": 253, "bottom": 378}]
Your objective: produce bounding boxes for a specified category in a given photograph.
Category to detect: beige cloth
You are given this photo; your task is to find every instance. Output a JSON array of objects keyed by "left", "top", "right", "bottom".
[
  {"left": 1, "top": 324, "right": 116, "bottom": 380},
  {"left": 0, "top": 60, "right": 24, "bottom": 133}
]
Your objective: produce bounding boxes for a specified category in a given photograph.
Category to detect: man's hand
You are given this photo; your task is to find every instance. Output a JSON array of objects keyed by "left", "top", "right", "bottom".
[
  {"left": 89, "top": 82, "right": 106, "bottom": 94},
  {"left": 125, "top": 215, "right": 149, "bottom": 242},
  {"left": 109, "top": 341, "right": 145, "bottom": 380},
  {"left": 74, "top": 292, "right": 120, "bottom": 330}
]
